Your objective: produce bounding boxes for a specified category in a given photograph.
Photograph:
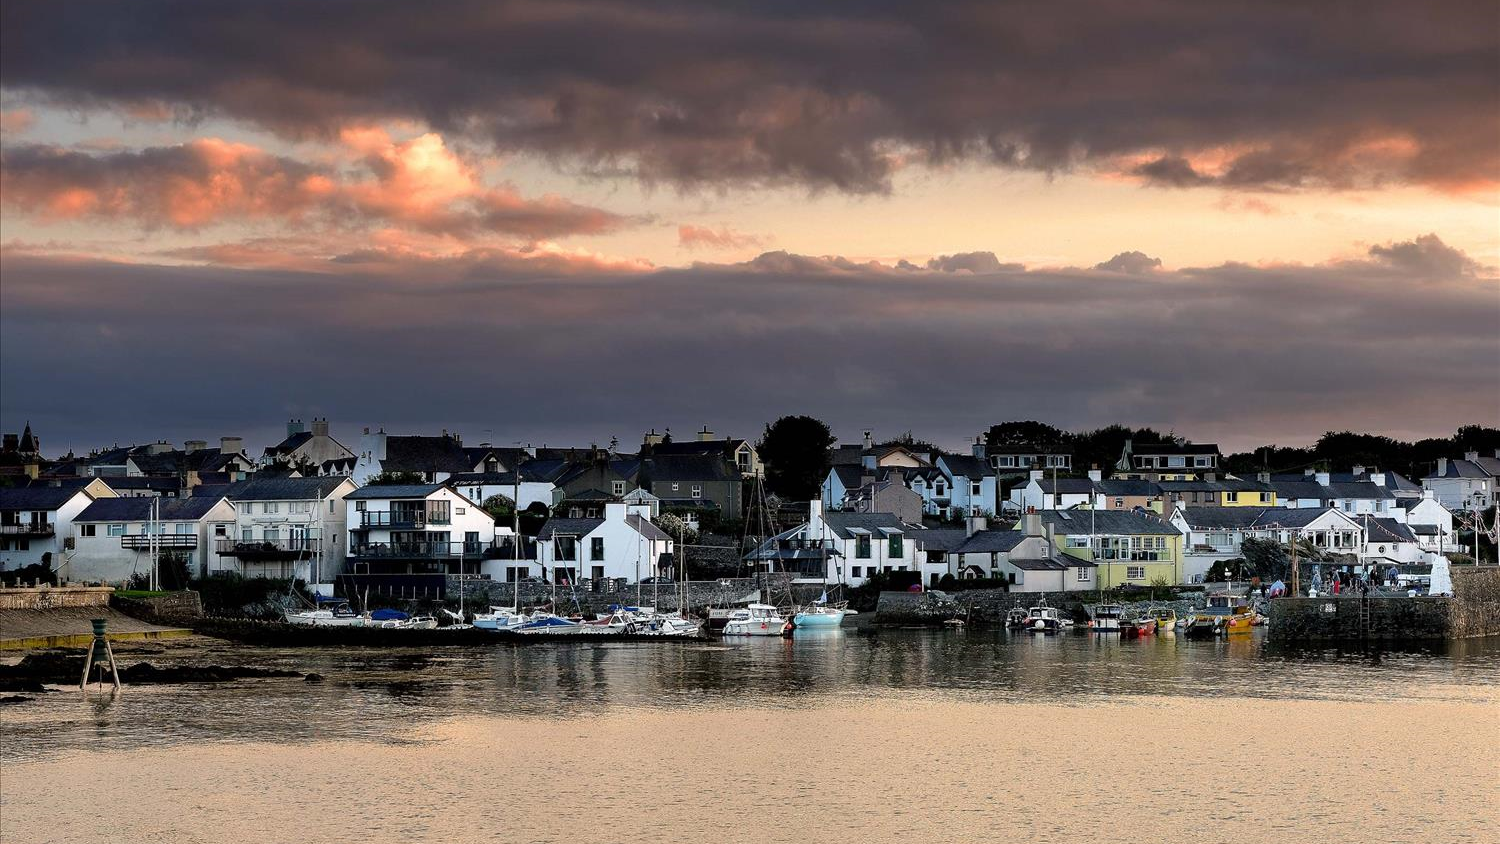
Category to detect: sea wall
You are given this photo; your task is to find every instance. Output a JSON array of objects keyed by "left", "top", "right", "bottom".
[
  {"left": 1449, "top": 566, "right": 1500, "bottom": 638},
  {"left": 875, "top": 589, "right": 1203, "bottom": 625},
  {"left": 114, "top": 591, "right": 205, "bottom": 624},
  {"left": 444, "top": 574, "right": 828, "bottom": 614},
  {"left": 1267, "top": 597, "right": 1451, "bottom": 641},
  {"left": 0, "top": 585, "right": 113, "bottom": 610}
]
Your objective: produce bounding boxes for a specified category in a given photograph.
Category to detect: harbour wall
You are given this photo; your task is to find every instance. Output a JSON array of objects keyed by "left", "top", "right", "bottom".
[
  {"left": 875, "top": 589, "right": 1203, "bottom": 625},
  {"left": 445, "top": 574, "right": 829, "bottom": 614},
  {"left": 0, "top": 585, "right": 114, "bottom": 610},
  {"left": 1267, "top": 567, "right": 1500, "bottom": 642}
]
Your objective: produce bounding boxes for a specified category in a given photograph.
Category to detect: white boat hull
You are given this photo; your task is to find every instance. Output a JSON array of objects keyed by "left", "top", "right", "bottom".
[{"left": 722, "top": 619, "right": 788, "bottom": 636}]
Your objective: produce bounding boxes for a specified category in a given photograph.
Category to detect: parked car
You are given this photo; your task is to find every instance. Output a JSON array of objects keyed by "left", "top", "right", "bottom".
[{"left": 640, "top": 576, "right": 675, "bottom": 585}]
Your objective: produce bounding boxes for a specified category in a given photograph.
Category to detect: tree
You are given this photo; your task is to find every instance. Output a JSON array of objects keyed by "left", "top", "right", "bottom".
[
  {"left": 984, "top": 421, "right": 1068, "bottom": 452},
  {"left": 481, "top": 494, "right": 515, "bottom": 521},
  {"left": 877, "top": 430, "right": 944, "bottom": 457},
  {"left": 757, "top": 415, "right": 836, "bottom": 501}
]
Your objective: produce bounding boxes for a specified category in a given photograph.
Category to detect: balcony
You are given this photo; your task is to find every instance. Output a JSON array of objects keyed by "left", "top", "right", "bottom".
[
  {"left": 348, "top": 540, "right": 491, "bottom": 561},
  {"left": 0, "top": 522, "right": 55, "bottom": 538},
  {"left": 356, "top": 510, "right": 449, "bottom": 530},
  {"left": 216, "top": 538, "right": 321, "bottom": 561},
  {"left": 121, "top": 534, "right": 198, "bottom": 550}
]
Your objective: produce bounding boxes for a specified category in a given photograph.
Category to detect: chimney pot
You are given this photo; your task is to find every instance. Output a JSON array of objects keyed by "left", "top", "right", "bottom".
[{"left": 311, "top": 418, "right": 329, "bottom": 437}]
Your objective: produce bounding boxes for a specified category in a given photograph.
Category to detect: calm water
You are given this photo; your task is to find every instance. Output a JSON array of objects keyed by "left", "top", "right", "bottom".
[{"left": 3, "top": 629, "right": 1498, "bottom": 843}]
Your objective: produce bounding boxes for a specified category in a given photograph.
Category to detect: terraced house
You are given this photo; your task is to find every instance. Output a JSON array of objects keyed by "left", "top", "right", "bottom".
[{"left": 1037, "top": 508, "right": 1184, "bottom": 588}]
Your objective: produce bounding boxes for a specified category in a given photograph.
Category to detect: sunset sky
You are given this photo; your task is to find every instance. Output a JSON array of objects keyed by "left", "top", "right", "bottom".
[{"left": 2, "top": 0, "right": 1497, "bottom": 454}]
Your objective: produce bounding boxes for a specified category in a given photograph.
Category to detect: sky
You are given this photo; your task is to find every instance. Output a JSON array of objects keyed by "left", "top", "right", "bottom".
[{"left": 1, "top": 0, "right": 1497, "bottom": 457}]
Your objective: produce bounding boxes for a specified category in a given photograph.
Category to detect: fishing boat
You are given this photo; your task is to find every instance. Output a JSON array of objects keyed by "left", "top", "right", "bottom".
[
  {"left": 514, "top": 613, "right": 587, "bottom": 635},
  {"left": 722, "top": 604, "right": 790, "bottom": 636},
  {"left": 1147, "top": 607, "right": 1178, "bottom": 633},
  {"left": 284, "top": 598, "right": 366, "bottom": 626},
  {"left": 1005, "top": 607, "right": 1031, "bottom": 629},
  {"left": 1024, "top": 603, "right": 1065, "bottom": 634},
  {"left": 1183, "top": 593, "right": 1255, "bottom": 638},
  {"left": 1122, "top": 614, "right": 1157, "bottom": 637},
  {"left": 630, "top": 612, "right": 702, "bottom": 637},
  {"left": 1088, "top": 603, "right": 1124, "bottom": 633}
]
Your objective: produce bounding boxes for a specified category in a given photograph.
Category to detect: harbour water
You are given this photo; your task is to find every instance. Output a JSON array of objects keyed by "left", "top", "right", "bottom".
[{"left": 3, "top": 629, "right": 1498, "bottom": 843}]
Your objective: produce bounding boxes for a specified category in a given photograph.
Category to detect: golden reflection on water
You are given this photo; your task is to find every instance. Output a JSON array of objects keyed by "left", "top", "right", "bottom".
[
  {"left": 3, "top": 631, "right": 1499, "bottom": 843},
  {"left": 4, "top": 692, "right": 1497, "bottom": 843}
]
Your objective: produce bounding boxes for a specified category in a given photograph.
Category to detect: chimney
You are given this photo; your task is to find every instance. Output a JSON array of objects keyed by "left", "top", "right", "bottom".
[
  {"left": 287, "top": 418, "right": 306, "bottom": 437},
  {"left": 643, "top": 428, "right": 663, "bottom": 447},
  {"left": 361, "top": 429, "right": 388, "bottom": 461},
  {"left": 1204, "top": 472, "right": 1217, "bottom": 483},
  {"left": 1045, "top": 523, "right": 1056, "bottom": 560},
  {"left": 863, "top": 430, "right": 873, "bottom": 450},
  {"left": 220, "top": 436, "right": 243, "bottom": 455},
  {"left": 1021, "top": 513, "right": 1043, "bottom": 537},
  {"left": 604, "top": 501, "right": 627, "bottom": 522},
  {"left": 966, "top": 514, "right": 988, "bottom": 537},
  {"left": 807, "top": 499, "right": 825, "bottom": 542},
  {"left": 184, "top": 439, "right": 207, "bottom": 453},
  {"left": 1464, "top": 451, "right": 1479, "bottom": 462},
  {"left": 185, "top": 469, "right": 201, "bottom": 488},
  {"left": 698, "top": 425, "right": 715, "bottom": 442},
  {"left": 147, "top": 440, "right": 173, "bottom": 455},
  {"left": 1257, "top": 471, "right": 1271, "bottom": 484},
  {"left": 1351, "top": 464, "right": 1365, "bottom": 477},
  {"left": 971, "top": 435, "right": 986, "bottom": 459},
  {"left": 1, "top": 434, "right": 16, "bottom": 452},
  {"left": 1437, "top": 458, "right": 1447, "bottom": 477},
  {"left": 1423, "top": 489, "right": 1434, "bottom": 501},
  {"left": 1029, "top": 469, "right": 1044, "bottom": 481},
  {"left": 1315, "top": 471, "right": 1330, "bottom": 486},
  {"left": 311, "top": 418, "right": 329, "bottom": 437},
  {"left": 1369, "top": 472, "right": 1386, "bottom": 488},
  {"left": 1087, "top": 468, "right": 1102, "bottom": 482}
]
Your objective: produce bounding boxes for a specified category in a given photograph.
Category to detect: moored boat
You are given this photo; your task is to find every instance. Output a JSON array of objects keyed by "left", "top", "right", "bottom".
[
  {"left": 1122, "top": 615, "right": 1157, "bottom": 637},
  {"left": 792, "top": 603, "right": 848, "bottom": 629},
  {"left": 1147, "top": 607, "right": 1178, "bottom": 633},
  {"left": 473, "top": 606, "right": 527, "bottom": 631},
  {"left": 284, "top": 599, "right": 366, "bottom": 626},
  {"left": 1088, "top": 603, "right": 1124, "bottom": 633},
  {"left": 1005, "top": 607, "right": 1030, "bottom": 629},
  {"left": 722, "top": 604, "right": 790, "bottom": 636},
  {"left": 1183, "top": 593, "right": 1255, "bottom": 638},
  {"left": 1024, "top": 604, "right": 1064, "bottom": 634}
]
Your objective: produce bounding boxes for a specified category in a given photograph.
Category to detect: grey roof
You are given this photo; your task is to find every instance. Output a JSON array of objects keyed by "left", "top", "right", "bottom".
[
  {"left": 100, "top": 476, "right": 180, "bottom": 493},
  {"left": 644, "top": 454, "right": 738, "bottom": 483},
  {"left": 1177, "top": 506, "right": 1346, "bottom": 530},
  {"left": 829, "top": 465, "right": 865, "bottom": 488},
  {"left": 821, "top": 512, "right": 907, "bottom": 540},
  {"left": 627, "top": 514, "right": 672, "bottom": 541},
  {"left": 908, "top": 528, "right": 969, "bottom": 552},
  {"left": 939, "top": 454, "right": 995, "bottom": 479},
  {"left": 536, "top": 517, "right": 603, "bottom": 539},
  {"left": 1096, "top": 479, "right": 1160, "bottom": 497},
  {"left": 1037, "top": 509, "right": 1180, "bottom": 536},
  {"left": 76, "top": 496, "right": 227, "bottom": 522},
  {"left": 1271, "top": 479, "right": 1395, "bottom": 501},
  {"left": 0, "top": 486, "right": 90, "bottom": 511},
  {"left": 379, "top": 435, "right": 475, "bottom": 475},
  {"left": 1365, "top": 518, "right": 1418, "bottom": 544},
  {"left": 646, "top": 438, "right": 748, "bottom": 458},
  {"left": 263, "top": 431, "right": 313, "bottom": 455},
  {"left": 1038, "top": 478, "right": 1101, "bottom": 495},
  {"left": 219, "top": 476, "right": 351, "bottom": 501},
  {"left": 1425, "top": 459, "right": 1494, "bottom": 480},
  {"left": 345, "top": 483, "right": 447, "bottom": 500},
  {"left": 956, "top": 529, "right": 1025, "bottom": 554},
  {"left": 1010, "top": 553, "right": 1094, "bottom": 571},
  {"left": 1130, "top": 442, "right": 1221, "bottom": 456}
]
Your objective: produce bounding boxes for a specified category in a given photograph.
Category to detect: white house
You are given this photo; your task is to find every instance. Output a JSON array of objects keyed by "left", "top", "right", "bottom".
[
  {"left": 1359, "top": 517, "right": 1427, "bottom": 566},
  {"left": 1010, "top": 469, "right": 1103, "bottom": 513},
  {"left": 951, "top": 516, "right": 1097, "bottom": 592},
  {"left": 0, "top": 486, "right": 104, "bottom": 573},
  {"left": 448, "top": 468, "right": 564, "bottom": 514},
  {"left": 1169, "top": 506, "right": 1366, "bottom": 584},
  {"left": 936, "top": 454, "right": 999, "bottom": 518},
  {"left": 1423, "top": 453, "right": 1497, "bottom": 511},
  {"left": 344, "top": 484, "right": 499, "bottom": 583},
  {"left": 352, "top": 429, "right": 503, "bottom": 484},
  {"left": 212, "top": 476, "right": 357, "bottom": 585},
  {"left": 1395, "top": 491, "right": 1456, "bottom": 554},
  {"left": 69, "top": 495, "right": 237, "bottom": 583},
  {"left": 745, "top": 501, "right": 915, "bottom": 587},
  {"left": 261, "top": 418, "right": 357, "bottom": 475},
  {"left": 533, "top": 501, "right": 673, "bottom": 584},
  {"left": 1270, "top": 472, "right": 1399, "bottom": 518}
]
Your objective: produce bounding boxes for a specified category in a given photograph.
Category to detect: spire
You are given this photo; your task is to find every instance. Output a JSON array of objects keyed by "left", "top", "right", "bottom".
[{"left": 18, "top": 422, "right": 36, "bottom": 454}]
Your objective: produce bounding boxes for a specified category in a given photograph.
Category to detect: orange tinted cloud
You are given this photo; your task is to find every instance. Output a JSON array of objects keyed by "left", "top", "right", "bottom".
[
  {"left": 0, "top": 108, "right": 35, "bottom": 134},
  {"left": 678, "top": 224, "right": 767, "bottom": 250}
]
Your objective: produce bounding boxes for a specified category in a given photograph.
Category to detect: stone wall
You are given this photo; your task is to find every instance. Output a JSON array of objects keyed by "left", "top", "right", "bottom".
[
  {"left": 1449, "top": 566, "right": 1500, "bottom": 638},
  {"left": 876, "top": 588, "right": 1204, "bottom": 625},
  {"left": 1267, "top": 596, "right": 1452, "bottom": 642},
  {"left": 0, "top": 585, "right": 113, "bottom": 610},
  {"left": 444, "top": 574, "right": 828, "bottom": 614}
]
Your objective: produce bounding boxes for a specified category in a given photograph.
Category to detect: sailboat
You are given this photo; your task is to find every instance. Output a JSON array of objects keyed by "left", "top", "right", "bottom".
[{"left": 793, "top": 590, "right": 847, "bottom": 629}]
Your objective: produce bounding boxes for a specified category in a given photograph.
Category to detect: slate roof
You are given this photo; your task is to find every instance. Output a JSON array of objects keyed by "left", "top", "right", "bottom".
[
  {"left": 909, "top": 528, "right": 969, "bottom": 552},
  {"left": 1038, "top": 478, "right": 1101, "bottom": 495},
  {"left": 76, "top": 496, "right": 227, "bottom": 522},
  {"left": 828, "top": 465, "right": 865, "bottom": 489},
  {"left": 1096, "top": 479, "right": 1160, "bottom": 497},
  {"left": 1271, "top": 479, "right": 1396, "bottom": 501},
  {"left": 955, "top": 529, "right": 1025, "bottom": 554},
  {"left": 643, "top": 454, "right": 739, "bottom": 483},
  {"left": 940, "top": 454, "right": 995, "bottom": 479},
  {"left": 647, "top": 439, "right": 748, "bottom": 458},
  {"left": 626, "top": 514, "right": 672, "bottom": 542},
  {"left": 379, "top": 436, "right": 475, "bottom": 475},
  {"left": 1176, "top": 506, "right": 1346, "bottom": 530},
  {"left": 1425, "top": 459, "right": 1494, "bottom": 480},
  {"left": 536, "top": 517, "right": 603, "bottom": 539},
  {"left": 821, "top": 512, "right": 908, "bottom": 540},
  {"left": 0, "top": 486, "right": 90, "bottom": 511},
  {"left": 263, "top": 431, "right": 313, "bottom": 455},
  {"left": 1037, "top": 509, "right": 1179, "bottom": 536},
  {"left": 218, "top": 477, "right": 351, "bottom": 501},
  {"left": 1365, "top": 518, "right": 1418, "bottom": 544},
  {"left": 1131, "top": 442, "right": 1221, "bottom": 456},
  {"left": 345, "top": 483, "right": 447, "bottom": 500},
  {"left": 1010, "top": 553, "right": 1094, "bottom": 571}
]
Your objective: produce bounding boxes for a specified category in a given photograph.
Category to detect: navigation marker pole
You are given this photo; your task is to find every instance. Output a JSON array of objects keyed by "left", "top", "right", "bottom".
[{"left": 79, "top": 617, "right": 122, "bottom": 692}]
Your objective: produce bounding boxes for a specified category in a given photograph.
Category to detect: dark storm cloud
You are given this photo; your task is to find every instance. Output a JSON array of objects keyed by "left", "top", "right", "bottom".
[
  {"left": 925, "top": 252, "right": 1024, "bottom": 274},
  {"left": 3, "top": 0, "right": 1495, "bottom": 193},
  {"left": 3, "top": 235, "right": 1495, "bottom": 451}
]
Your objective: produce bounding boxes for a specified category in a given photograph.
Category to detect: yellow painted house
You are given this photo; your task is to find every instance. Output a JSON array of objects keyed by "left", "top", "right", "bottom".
[
  {"left": 1158, "top": 476, "right": 1277, "bottom": 508},
  {"left": 1038, "top": 509, "right": 1186, "bottom": 587}
]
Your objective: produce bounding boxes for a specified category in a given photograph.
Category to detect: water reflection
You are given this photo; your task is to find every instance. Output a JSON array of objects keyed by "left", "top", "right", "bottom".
[{"left": 3, "top": 628, "right": 1497, "bottom": 763}]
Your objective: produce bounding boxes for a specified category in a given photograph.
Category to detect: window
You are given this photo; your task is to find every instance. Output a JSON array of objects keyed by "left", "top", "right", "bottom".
[
  {"left": 1259, "top": 492, "right": 1272, "bottom": 503},
  {"left": 1114, "top": 498, "right": 1124, "bottom": 509},
  {"left": 691, "top": 485, "right": 702, "bottom": 499},
  {"left": 107, "top": 524, "right": 125, "bottom": 536},
  {"left": 291, "top": 501, "right": 311, "bottom": 514},
  {"left": 456, "top": 507, "right": 466, "bottom": 515},
  {"left": 555, "top": 536, "right": 577, "bottom": 561},
  {"left": 671, "top": 483, "right": 679, "bottom": 492},
  {"left": 851, "top": 566, "right": 862, "bottom": 578},
  {"left": 262, "top": 502, "right": 280, "bottom": 514},
  {"left": 970, "top": 482, "right": 982, "bottom": 497},
  {"left": 996, "top": 456, "right": 1014, "bottom": 468},
  {"left": 1077, "top": 568, "right": 1092, "bottom": 582},
  {"left": 175, "top": 523, "right": 192, "bottom": 535},
  {"left": 80, "top": 524, "right": 97, "bottom": 537},
  {"left": 590, "top": 537, "right": 605, "bottom": 561},
  {"left": 855, "top": 535, "right": 871, "bottom": 558},
  {"left": 1194, "top": 456, "right": 1213, "bottom": 468},
  {"left": 214, "top": 524, "right": 228, "bottom": 537},
  {"left": 1066, "top": 535, "right": 1089, "bottom": 549},
  {"left": 1126, "top": 565, "right": 1146, "bottom": 580},
  {"left": 238, "top": 503, "right": 253, "bottom": 515},
  {"left": 355, "top": 500, "right": 366, "bottom": 511},
  {"left": 242, "top": 528, "right": 253, "bottom": 542},
  {"left": 888, "top": 534, "right": 903, "bottom": 557},
  {"left": 263, "top": 528, "right": 280, "bottom": 543},
  {"left": 612, "top": 481, "right": 626, "bottom": 496}
]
